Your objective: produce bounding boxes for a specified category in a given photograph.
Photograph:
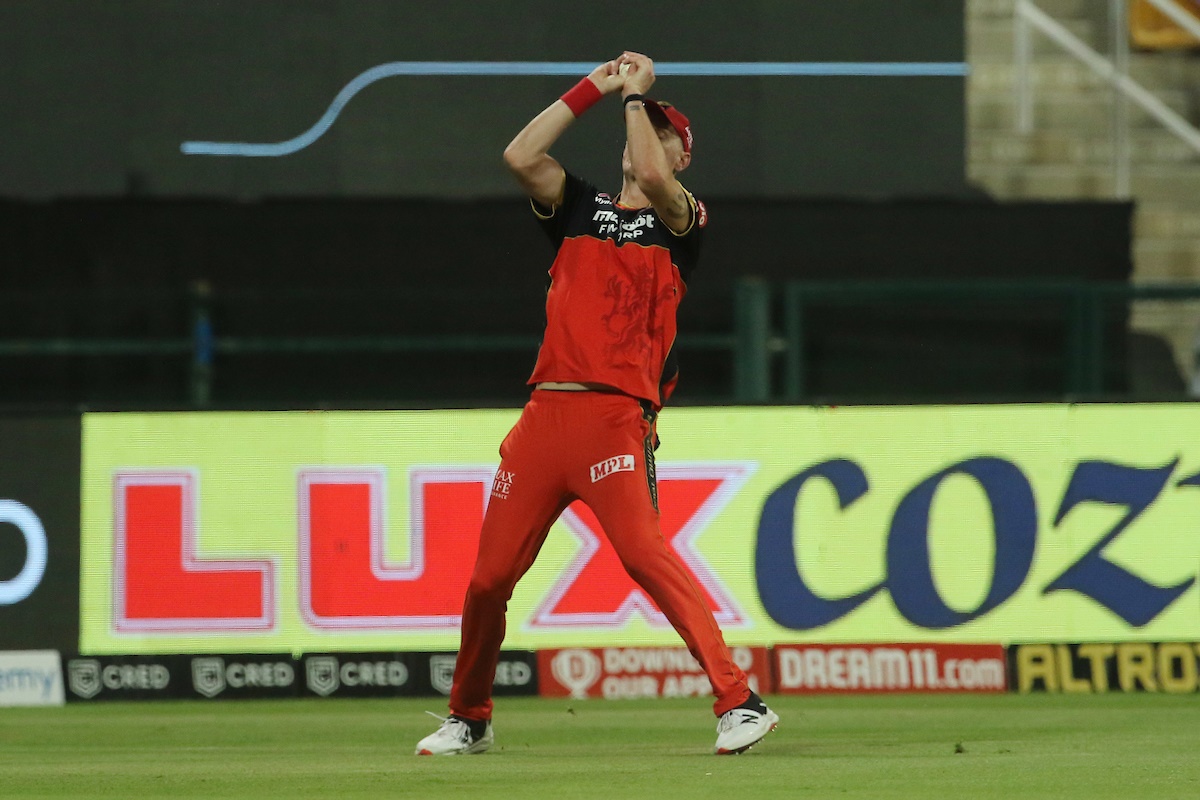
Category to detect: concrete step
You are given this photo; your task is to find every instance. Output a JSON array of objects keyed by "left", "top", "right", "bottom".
[
  {"left": 1133, "top": 206, "right": 1200, "bottom": 284},
  {"left": 1136, "top": 203, "right": 1200, "bottom": 238},
  {"left": 970, "top": 56, "right": 1200, "bottom": 94},
  {"left": 969, "top": 163, "right": 1200, "bottom": 202},
  {"left": 969, "top": 0, "right": 1096, "bottom": 21},
  {"left": 969, "top": 89, "right": 1197, "bottom": 131},
  {"left": 1133, "top": 237, "right": 1200, "bottom": 280},
  {"left": 970, "top": 16, "right": 1103, "bottom": 59},
  {"left": 970, "top": 130, "right": 1200, "bottom": 165}
]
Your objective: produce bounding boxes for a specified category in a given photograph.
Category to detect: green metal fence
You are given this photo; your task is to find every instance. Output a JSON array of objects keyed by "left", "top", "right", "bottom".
[
  {"left": 771, "top": 281, "right": 1200, "bottom": 403},
  {"left": 0, "top": 279, "right": 1197, "bottom": 407}
]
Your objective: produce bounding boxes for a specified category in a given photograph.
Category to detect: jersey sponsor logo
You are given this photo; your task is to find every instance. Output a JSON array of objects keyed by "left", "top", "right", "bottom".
[
  {"left": 617, "top": 215, "right": 655, "bottom": 241},
  {"left": 696, "top": 199, "right": 708, "bottom": 228},
  {"left": 590, "top": 209, "right": 657, "bottom": 240},
  {"left": 590, "top": 455, "right": 635, "bottom": 483},
  {"left": 491, "top": 469, "right": 515, "bottom": 500},
  {"left": 592, "top": 209, "right": 620, "bottom": 237}
]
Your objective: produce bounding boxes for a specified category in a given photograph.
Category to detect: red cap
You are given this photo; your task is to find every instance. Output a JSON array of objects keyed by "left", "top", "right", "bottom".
[{"left": 643, "top": 99, "right": 693, "bottom": 154}]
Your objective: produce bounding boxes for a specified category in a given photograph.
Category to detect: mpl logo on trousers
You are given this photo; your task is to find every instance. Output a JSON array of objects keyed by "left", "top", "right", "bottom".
[{"left": 590, "top": 455, "right": 635, "bottom": 483}]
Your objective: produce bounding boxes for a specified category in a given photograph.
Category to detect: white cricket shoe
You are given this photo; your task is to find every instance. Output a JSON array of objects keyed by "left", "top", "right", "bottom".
[
  {"left": 713, "top": 703, "right": 779, "bottom": 755},
  {"left": 415, "top": 714, "right": 494, "bottom": 755}
]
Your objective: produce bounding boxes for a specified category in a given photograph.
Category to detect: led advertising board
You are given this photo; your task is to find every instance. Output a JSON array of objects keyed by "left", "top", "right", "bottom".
[{"left": 80, "top": 405, "right": 1200, "bottom": 654}]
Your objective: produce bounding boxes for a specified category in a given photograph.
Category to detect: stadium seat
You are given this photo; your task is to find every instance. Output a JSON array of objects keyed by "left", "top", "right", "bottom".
[{"left": 1129, "top": 0, "right": 1200, "bottom": 49}]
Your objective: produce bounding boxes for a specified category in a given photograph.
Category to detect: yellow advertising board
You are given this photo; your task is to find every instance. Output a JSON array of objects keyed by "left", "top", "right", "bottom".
[{"left": 80, "top": 405, "right": 1200, "bottom": 654}]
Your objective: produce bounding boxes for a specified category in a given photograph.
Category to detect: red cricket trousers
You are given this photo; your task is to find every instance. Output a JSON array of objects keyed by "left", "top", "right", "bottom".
[{"left": 449, "top": 389, "right": 752, "bottom": 720}]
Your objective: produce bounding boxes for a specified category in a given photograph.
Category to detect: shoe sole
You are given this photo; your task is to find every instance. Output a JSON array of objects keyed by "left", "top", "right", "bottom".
[
  {"left": 416, "top": 745, "right": 491, "bottom": 756},
  {"left": 714, "top": 713, "right": 779, "bottom": 755}
]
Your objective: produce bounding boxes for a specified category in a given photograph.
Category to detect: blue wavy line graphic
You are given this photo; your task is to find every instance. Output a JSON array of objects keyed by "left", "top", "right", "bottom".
[{"left": 181, "top": 60, "right": 969, "bottom": 157}]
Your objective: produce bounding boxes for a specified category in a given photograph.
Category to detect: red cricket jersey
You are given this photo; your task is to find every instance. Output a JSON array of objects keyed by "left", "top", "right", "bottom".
[{"left": 526, "top": 172, "right": 708, "bottom": 408}]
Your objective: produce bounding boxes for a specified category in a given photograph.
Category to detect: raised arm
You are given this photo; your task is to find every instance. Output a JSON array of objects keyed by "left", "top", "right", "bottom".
[
  {"left": 618, "top": 52, "right": 693, "bottom": 233},
  {"left": 503, "top": 59, "right": 627, "bottom": 209}
]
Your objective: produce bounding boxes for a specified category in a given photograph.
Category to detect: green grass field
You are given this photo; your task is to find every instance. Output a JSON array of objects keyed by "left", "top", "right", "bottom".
[{"left": 2, "top": 694, "right": 1198, "bottom": 799}]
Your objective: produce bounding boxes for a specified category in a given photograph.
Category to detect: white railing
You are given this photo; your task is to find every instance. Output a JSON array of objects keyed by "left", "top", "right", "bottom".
[
  {"left": 1146, "top": 0, "right": 1200, "bottom": 39},
  {"left": 1014, "top": 0, "right": 1200, "bottom": 198}
]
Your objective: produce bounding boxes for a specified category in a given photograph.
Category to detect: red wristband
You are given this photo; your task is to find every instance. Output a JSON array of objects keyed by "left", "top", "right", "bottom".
[{"left": 560, "top": 77, "right": 603, "bottom": 117}]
